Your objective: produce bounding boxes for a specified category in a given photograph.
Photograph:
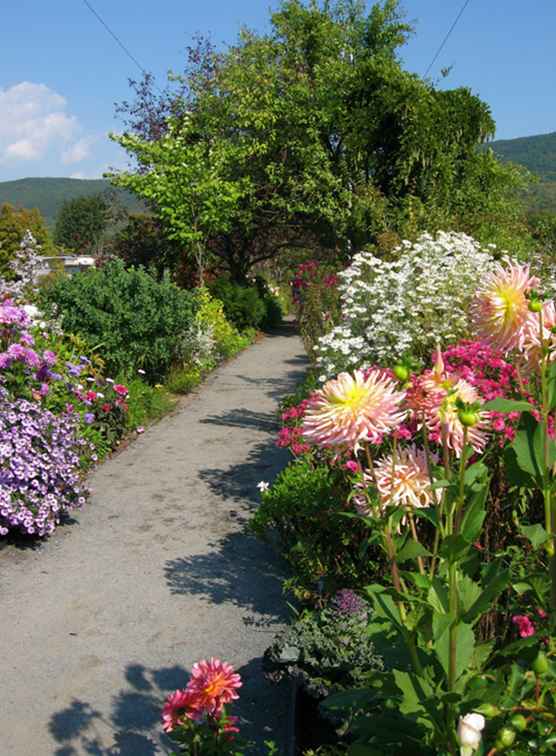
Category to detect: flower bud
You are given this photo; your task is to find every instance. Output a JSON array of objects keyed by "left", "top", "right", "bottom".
[
  {"left": 477, "top": 703, "right": 500, "bottom": 718},
  {"left": 458, "top": 713, "right": 485, "bottom": 753},
  {"left": 545, "top": 539, "right": 555, "bottom": 558},
  {"left": 510, "top": 714, "right": 527, "bottom": 732},
  {"left": 393, "top": 364, "right": 409, "bottom": 382},
  {"left": 497, "top": 727, "right": 516, "bottom": 748},
  {"left": 532, "top": 651, "right": 549, "bottom": 676},
  {"left": 458, "top": 410, "right": 480, "bottom": 428},
  {"left": 528, "top": 299, "right": 543, "bottom": 313}
]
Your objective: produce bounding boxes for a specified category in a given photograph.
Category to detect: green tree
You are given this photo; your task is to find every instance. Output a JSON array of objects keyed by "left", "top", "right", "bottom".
[
  {"left": 0, "top": 203, "right": 54, "bottom": 276},
  {"left": 54, "top": 193, "right": 112, "bottom": 254},
  {"left": 111, "top": 0, "right": 529, "bottom": 280},
  {"left": 112, "top": 213, "right": 184, "bottom": 277}
]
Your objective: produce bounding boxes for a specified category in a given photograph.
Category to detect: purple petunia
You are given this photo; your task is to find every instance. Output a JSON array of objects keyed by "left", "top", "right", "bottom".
[{"left": 0, "top": 391, "right": 89, "bottom": 538}]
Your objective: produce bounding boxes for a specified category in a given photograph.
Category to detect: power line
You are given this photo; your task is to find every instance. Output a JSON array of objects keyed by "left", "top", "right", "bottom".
[
  {"left": 81, "top": 0, "right": 149, "bottom": 77},
  {"left": 424, "top": 0, "right": 472, "bottom": 79}
]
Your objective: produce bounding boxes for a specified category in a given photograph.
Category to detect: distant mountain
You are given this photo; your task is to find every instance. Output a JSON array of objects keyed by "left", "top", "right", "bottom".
[
  {"left": 0, "top": 177, "right": 145, "bottom": 226},
  {"left": 488, "top": 131, "right": 556, "bottom": 213}
]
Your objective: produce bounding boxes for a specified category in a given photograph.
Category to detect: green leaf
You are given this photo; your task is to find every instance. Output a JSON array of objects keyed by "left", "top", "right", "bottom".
[
  {"left": 392, "top": 669, "right": 436, "bottom": 720},
  {"left": 548, "top": 361, "right": 556, "bottom": 411},
  {"left": 458, "top": 575, "right": 482, "bottom": 615},
  {"left": 460, "top": 484, "right": 488, "bottom": 543},
  {"left": 439, "top": 534, "right": 471, "bottom": 562},
  {"left": 461, "top": 565, "right": 510, "bottom": 625},
  {"left": 482, "top": 398, "right": 534, "bottom": 413},
  {"left": 503, "top": 446, "right": 535, "bottom": 487},
  {"left": 427, "top": 578, "right": 449, "bottom": 615},
  {"left": 511, "top": 412, "right": 556, "bottom": 486},
  {"left": 396, "top": 540, "right": 432, "bottom": 563},
  {"left": 433, "top": 619, "right": 475, "bottom": 680},
  {"left": 518, "top": 522, "right": 548, "bottom": 549}
]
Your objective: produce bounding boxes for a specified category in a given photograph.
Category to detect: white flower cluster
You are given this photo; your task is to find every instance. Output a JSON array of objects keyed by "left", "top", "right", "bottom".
[
  {"left": 0, "top": 231, "right": 44, "bottom": 300},
  {"left": 314, "top": 231, "right": 495, "bottom": 377},
  {"left": 175, "top": 321, "right": 216, "bottom": 367}
]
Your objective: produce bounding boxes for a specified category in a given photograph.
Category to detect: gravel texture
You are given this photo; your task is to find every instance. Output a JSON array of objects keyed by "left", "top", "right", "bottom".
[{"left": 1, "top": 322, "right": 308, "bottom": 755}]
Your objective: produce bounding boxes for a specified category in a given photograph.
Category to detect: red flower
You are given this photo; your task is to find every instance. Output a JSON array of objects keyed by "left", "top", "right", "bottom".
[
  {"left": 101, "top": 403, "right": 111, "bottom": 412},
  {"left": 86, "top": 390, "right": 97, "bottom": 402},
  {"left": 114, "top": 384, "right": 128, "bottom": 397}
]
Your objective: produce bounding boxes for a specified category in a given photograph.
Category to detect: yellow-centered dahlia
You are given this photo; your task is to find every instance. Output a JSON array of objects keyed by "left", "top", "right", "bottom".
[
  {"left": 374, "top": 445, "right": 437, "bottom": 511},
  {"left": 470, "top": 260, "right": 539, "bottom": 352},
  {"left": 519, "top": 299, "right": 556, "bottom": 366},
  {"left": 302, "top": 369, "right": 406, "bottom": 449},
  {"left": 427, "top": 377, "right": 489, "bottom": 456}
]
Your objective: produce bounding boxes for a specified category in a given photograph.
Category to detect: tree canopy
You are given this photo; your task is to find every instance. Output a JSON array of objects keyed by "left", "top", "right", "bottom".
[{"left": 111, "top": 0, "right": 529, "bottom": 280}]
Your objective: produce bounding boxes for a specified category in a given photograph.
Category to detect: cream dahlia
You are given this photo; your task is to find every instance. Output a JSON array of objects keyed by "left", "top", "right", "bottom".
[
  {"left": 470, "top": 260, "right": 539, "bottom": 352},
  {"left": 518, "top": 299, "right": 556, "bottom": 365},
  {"left": 427, "top": 378, "right": 489, "bottom": 456},
  {"left": 302, "top": 369, "right": 406, "bottom": 449},
  {"left": 374, "top": 445, "right": 437, "bottom": 511}
]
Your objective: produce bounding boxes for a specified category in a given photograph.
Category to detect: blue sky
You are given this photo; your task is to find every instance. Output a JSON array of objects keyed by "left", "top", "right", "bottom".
[{"left": 0, "top": 0, "right": 554, "bottom": 181}]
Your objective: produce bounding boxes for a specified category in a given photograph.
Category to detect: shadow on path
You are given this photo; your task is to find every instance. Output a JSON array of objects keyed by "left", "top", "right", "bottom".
[{"left": 48, "top": 658, "right": 279, "bottom": 755}]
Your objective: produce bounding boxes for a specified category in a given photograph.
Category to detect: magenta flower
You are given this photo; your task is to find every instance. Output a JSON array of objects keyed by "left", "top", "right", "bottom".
[{"left": 512, "top": 614, "right": 536, "bottom": 638}]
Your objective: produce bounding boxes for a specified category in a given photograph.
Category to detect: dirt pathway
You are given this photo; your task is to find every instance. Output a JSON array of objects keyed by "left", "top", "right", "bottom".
[{"left": 1, "top": 323, "right": 307, "bottom": 755}]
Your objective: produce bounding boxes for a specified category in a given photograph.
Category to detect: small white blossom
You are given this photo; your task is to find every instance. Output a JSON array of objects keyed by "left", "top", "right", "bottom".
[
  {"left": 458, "top": 712, "right": 485, "bottom": 755},
  {"left": 257, "top": 481, "right": 270, "bottom": 493}
]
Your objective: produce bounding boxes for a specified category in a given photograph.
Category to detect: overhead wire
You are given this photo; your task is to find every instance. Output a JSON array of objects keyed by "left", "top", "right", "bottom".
[
  {"left": 81, "top": 0, "right": 149, "bottom": 77},
  {"left": 424, "top": 0, "right": 472, "bottom": 78}
]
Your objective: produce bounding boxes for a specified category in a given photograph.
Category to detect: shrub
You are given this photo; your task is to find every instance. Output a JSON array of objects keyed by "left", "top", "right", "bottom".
[
  {"left": 209, "top": 278, "right": 268, "bottom": 331},
  {"left": 314, "top": 231, "right": 495, "bottom": 376},
  {"left": 250, "top": 457, "right": 378, "bottom": 598},
  {"left": 195, "top": 287, "right": 255, "bottom": 359},
  {"left": 39, "top": 260, "right": 197, "bottom": 382}
]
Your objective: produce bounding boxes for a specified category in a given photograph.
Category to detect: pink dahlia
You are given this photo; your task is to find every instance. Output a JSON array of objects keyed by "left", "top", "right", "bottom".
[
  {"left": 426, "top": 377, "right": 489, "bottom": 456},
  {"left": 519, "top": 299, "right": 556, "bottom": 365},
  {"left": 162, "top": 689, "right": 203, "bottom": 732},
  {"left": 373, "top": 445, "right": 437, "bottom": 511},
  {"left": 302, "top": 369, "right": 406, "bottom": 449},
  {"left": 186, "top": 658, "right": 242, "bottom": 717},
  {"left": 470, "top": 260, "right": 539, "bottom": 352}
]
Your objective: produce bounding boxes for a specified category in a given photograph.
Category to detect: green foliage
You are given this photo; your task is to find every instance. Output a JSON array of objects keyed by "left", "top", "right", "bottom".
[
  {"left": 112, "top": 0, "right": 524, "bottom": 277},
  {"left": 209, "top": 278, "right": 268, "bottom": 331},
  {"left": 0, "top": 177, "right": 144, "bottom": 227},
  {"left": 267, "top": 601, "right": 383, "bottom": 699},
  {"left": 125, "top": 378, "right": 176, "bottom": 430},
  {"left": 38, "top": 260, "right": 197, "bottom": 382},
  {"left": 195, "top": 286, "right": 255, "bottom": 358},
  {"left": 166, "top": 365, "right": 204, "bottom": 394},
  {"left": 112, "top": 213, "right": 182, "bottom": 276},
  {"left": 0, "top": 202, "right": 54, "bottom": 275},
  {"left": 54, "top": 193, "right": 111, "bottom": 253},
  {"left": 250, "top": 457, "right": 379, "bottom": 598}
]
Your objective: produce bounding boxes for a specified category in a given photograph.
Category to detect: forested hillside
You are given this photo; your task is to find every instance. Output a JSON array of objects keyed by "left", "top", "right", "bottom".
[
  {"left": 489, "top": 131, "right": 556, "bottom": 212},
  {"left": 0, "top": 177, "right": 144, "bottom": 226}
]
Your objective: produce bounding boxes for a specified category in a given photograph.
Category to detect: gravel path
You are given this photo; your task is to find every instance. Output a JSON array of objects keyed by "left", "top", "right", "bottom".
[{"left": 1, "top": 323, "right": 307, "bottom": 755}]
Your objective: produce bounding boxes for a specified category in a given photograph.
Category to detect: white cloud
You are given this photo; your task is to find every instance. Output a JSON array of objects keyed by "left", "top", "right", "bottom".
[
  {"left": 62, "top": 135, "right": 97, "bottom": 165},
  {"left": 0, "top": 82, "right": 80, "bottom": 165}
]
